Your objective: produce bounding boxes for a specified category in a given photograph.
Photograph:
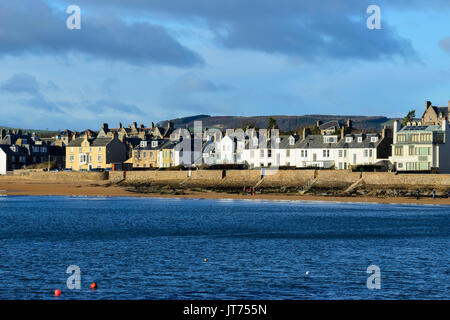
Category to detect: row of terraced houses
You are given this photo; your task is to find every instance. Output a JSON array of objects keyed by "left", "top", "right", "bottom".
[{"left": 1, "top": 100, "right": 450, "bottom": 174}]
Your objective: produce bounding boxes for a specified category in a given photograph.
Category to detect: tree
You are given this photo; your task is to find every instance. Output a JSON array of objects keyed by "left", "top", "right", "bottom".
[
  {"left": 402, "top": 110, "right": 416, "bottom": 126},
  {"left": 267, "top": 117, "right": 278, "bottom": 129}
]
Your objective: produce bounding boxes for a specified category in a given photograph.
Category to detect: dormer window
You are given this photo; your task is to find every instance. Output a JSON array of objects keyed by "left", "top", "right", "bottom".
[
  {"left": 288, "top": 137, "right": 294, "bottom": 145},
  {"left": 345, "top": 137, "right": 353, "bottom": 143},
  {"left": 152, "top": 141, "right": 158, "bottom": 148},
  {"left": 370, "top": 137, "right": 378, "bottom": 143},
  {"left": 357, "top": 137, "right": 362, "bottom": 143},
  {"left": 276, "top": 138, "right": 281, "bottom": 144}
]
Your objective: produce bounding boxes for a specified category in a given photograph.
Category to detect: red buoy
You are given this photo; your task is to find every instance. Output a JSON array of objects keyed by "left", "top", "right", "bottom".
[
  {"left": 54, "top": 289, "right": 61, "bottom": 297},
  {"left": 90, "top": 282, "right": 97, "bottom": 289}
]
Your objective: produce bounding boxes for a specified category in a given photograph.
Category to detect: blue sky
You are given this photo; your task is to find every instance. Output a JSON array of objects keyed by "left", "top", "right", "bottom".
[{"left": 0, "top": 0, "right": 449, "bottom": 130}]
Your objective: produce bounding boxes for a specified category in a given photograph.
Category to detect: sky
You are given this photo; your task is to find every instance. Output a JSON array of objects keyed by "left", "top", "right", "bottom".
[{"left": 0, "top": 0, "right": 449, "bottom": 130}]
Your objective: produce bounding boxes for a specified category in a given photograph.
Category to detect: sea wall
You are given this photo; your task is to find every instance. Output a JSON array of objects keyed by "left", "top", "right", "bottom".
[
  {"left": 108, "top": 170, "right": 450, "bottom": 189},
  {"left": 8, "top": 169, "right": 450, "bottom": 188},
  {"left": 12, "top": 170, "right": 108, "bottom": 182}
]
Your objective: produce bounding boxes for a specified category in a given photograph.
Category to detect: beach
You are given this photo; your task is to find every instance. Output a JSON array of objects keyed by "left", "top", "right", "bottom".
[{"left": 1, "top": 176, "right": 449, "bottom": 205}]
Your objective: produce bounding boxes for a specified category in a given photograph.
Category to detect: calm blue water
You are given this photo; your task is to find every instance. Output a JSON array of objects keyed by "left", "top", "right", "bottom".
[{"left": 0, "top": 196, "right": 448, "bottom": 300}]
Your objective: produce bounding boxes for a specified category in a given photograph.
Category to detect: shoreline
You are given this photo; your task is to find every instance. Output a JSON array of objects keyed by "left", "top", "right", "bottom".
[{"left": 1, "top": 178, "right": 449, "bottom": 206}]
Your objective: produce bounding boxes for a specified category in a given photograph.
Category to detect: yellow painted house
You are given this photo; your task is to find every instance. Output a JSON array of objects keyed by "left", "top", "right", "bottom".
[
  {"left": 66, "top": 133, "right": 127, "bottom": 171},
  {"left": 158, "top": 140, "right": 179, "bottom": 168},
  {"left": 124, "top": 139, "right": 163, "bottom": 169}
]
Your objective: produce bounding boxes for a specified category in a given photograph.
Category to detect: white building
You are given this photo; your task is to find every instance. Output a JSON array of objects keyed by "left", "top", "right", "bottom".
[
  {"left": 215, "top": 132, "right": 246, "bottom": 164},
  {"left": 389, "top": 119, "right": 450, "bottom": 173},
  {"left": 333, "top": 127, "right": 392, "bottom": 170},
  {"left": 296, "top": 134, "right": 338, "bottom": 168}
]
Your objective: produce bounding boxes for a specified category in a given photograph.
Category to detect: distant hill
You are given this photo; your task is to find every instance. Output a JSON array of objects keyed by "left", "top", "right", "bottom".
[{"left": 158, "top": 114, "right": 392, "bottom": 133}]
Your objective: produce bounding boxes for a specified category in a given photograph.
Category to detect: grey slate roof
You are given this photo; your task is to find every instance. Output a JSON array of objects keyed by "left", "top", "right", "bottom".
[
  {"left": 0, "top": 144, "right": 28, "bottom": 155},
  {"left": 334, "top": 133, "right": 381, "bottom": 149},
  {"left": 319, "top": 121, "right": 341, "bottom": 131},
  {"left": 67, "top": 137, "right": 113, "bottom": 147},
  {"left": 296, "top": 135, "right": 338, "bottom": 149}
]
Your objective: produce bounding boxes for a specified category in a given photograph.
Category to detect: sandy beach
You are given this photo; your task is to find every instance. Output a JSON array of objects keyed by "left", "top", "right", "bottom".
[{"left": 1, "top": 176, "right": 449, "bottom": 205}]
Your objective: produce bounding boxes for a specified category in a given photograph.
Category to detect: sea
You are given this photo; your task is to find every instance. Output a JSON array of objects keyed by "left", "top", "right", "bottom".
[{"left": 0, "top": 195, "right": 448, "bottom": 299}]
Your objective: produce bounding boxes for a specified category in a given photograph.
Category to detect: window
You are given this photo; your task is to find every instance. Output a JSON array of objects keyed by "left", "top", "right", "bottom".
[
  {"left": 98, "top": 147, "right": 102, "bottom": 152},
  {"left": 143, "top": 152, "right": 147, "bottom": 158},
  {"left": 79, "top": 154, "right": 88, "bottom": 163},
  {"left": 408, "top": 145, "right": 414, "bottom": 155},
  {"left": 397, "top": 134, "right": 406, "bottom": 143},
  {"left": 98, "top": 155, "right": 103, "bottom": 162},
  {"left": 410, "top": 134, "right": 419, "bottom": 143},
  {"left": 323, "top": 150, "right": 326, "bottom": 157},
  {"left": 260, "top": 149, "right": 264, "bottom": 157},
  {"left": 69, "top": 155, "right": 74, "bottom": 162},
  {"left": 289, "top": 137, "right": 294, "bottom": 145},
  {"left": 398, "top": 163, "right": 403, "bottom": 168},
  {"left": 152, "top": 141, "right": 158, "bottom": 148},
  {"left": 345, "top": 137, "right": 352, "bottom": 143},
  {"left": 268, "top": 149, "right": 272, "bottom": 158},
  {"left": 370, "top": 137, "right": 378, "bottom": 143},
  {"left": 364, "top": 150, "right": 368, "bottom": 157},
  {"left": 150, "top": 152, "right": 153, "bottom": 158},
  {"left": 250, "top": 150, "right": 255, "bottom": 159},
  {"left": 344, "top": 150, "right": 347, "bottom": 157},
  {"left": 357, "top": 137, "right": 362, "bottom": 143},
  {"left": 394, "top": 146, "right": 403, "bottom": 156},
  {"left": 369, "top": 149, "right": 373, "bottom": 157},
  {"left": 327, "top": 150, "right": 330, "bottom": 157},
  {"left": 286, "top": 150, "right": 290, "bottom": 157},
  {"left": 338, "top": 150, "right": 343, "bottom": 157},
  {"left": 301, "top": 150, "right": 304, "bottom": 157},
  {"left": 70, "top": 147, "right": 73, "bottom": 152},
  {"left": 305, "top": 150, "right": 308, "bottom": 157},
  {"left": 420, "top": 133, "right": 432, "bottom": 142}
]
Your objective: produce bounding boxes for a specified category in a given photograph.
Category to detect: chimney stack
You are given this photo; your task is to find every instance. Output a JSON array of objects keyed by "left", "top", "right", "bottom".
[
  {"left": 346, "top": 119, "right": 352, "bottom": 130},
  {"left": 302, "top": 127, "right": 310, "bottom": 140},
  {"left": 102, "top": 123, "right": 109, "bottom": 132},
  {"left": 118, "top": 122, "right": 122, "bottom": 129},
  {"left": 132, "top": 122, "right": 137, "bottom": 129},
  {"left": 151, "top": 122, "right": 155, "bottom": 129},
  {"left": 341, "top": 126, "right": 345, "bottom": 140},
  {"left": 316, "top": 120, "right": 322, "bottom": 127},
  {"left": 426, "top": 100, "right": 432, "bottom": 109}
]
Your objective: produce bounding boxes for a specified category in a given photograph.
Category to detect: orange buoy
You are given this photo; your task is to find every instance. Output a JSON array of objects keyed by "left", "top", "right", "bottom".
[
  {"left": 90, "top": 282, "right": 97, "bottom": 289},
  {"left": 54, "top": 289, "right": 61, "bottom": 297},
  {"left": 204, "top": 258, "right": 208, "bottom": 262}
]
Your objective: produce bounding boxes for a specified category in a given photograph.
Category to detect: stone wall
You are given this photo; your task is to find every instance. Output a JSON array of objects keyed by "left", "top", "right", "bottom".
[
  {"left": 10, "top": 169, "right": 450, "bottom": 188},
  {"left": 12, "top": 170, "right": 108, "bottom": 182},
  {"left": 109, "top": 169, "right": 450, "bottom": 189}
]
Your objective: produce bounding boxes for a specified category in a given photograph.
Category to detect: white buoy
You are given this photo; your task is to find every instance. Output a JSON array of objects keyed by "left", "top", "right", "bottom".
[{"left": 305, "top": 271, "right": 310, "bottom": 275}]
